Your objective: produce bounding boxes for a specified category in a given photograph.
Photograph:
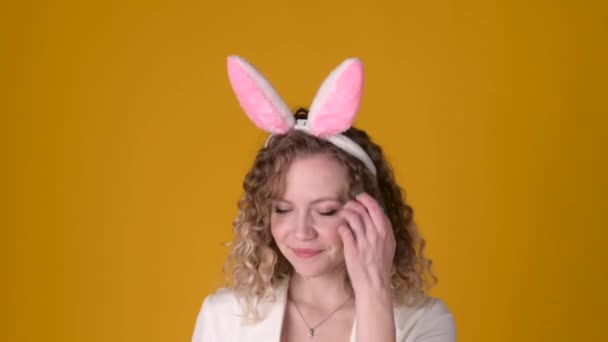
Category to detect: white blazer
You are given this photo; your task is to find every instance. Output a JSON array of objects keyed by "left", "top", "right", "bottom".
[{"left": 192, "top": 278, "right": 456, "bottom": 342}]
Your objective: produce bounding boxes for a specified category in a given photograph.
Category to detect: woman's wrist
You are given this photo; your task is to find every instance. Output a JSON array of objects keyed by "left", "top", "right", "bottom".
[
  {"left": 354, "top": 285, "right": 396, "bottom": 342},
  {"left": 354, "top": 284, "right": 393, "bottom": 307},
  {"left": 353, "top": 274, "right": 392, "bottom": 297}
]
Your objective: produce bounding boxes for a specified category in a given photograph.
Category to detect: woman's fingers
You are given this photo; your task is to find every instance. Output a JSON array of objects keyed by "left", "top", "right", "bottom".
[
  {"left": 338, "top": 224, "right": 356, "bottom": 258},
  {"left": 355, "top": 193, "right": 390, "bottom": 237},
  {"left": 340, "top": 194, "right": 396, "bottom": 293},
  {"left": 343, "top": 200, "right": 376, "bottom": 241},
  {"left": 340, "top": 206, "right": 366, "bottom": 248}
]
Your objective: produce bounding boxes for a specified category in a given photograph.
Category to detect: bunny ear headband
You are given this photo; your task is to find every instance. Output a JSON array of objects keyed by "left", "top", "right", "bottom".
[{"left": 226, "top": 55, "right": 377, "bottom": 175}]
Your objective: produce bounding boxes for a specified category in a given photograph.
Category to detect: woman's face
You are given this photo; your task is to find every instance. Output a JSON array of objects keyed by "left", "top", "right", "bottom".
[{"left": 270, "top": 153, "right": 350, "bottom": 278}]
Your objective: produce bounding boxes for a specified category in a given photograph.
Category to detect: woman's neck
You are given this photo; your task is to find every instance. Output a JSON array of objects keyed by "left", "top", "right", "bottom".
[{"left": 288, "top": 269, "right": 352, "bottom": 310}]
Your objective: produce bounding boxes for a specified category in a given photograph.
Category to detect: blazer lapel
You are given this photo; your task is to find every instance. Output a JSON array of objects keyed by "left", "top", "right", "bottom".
[
  {"left": 237, "top": 277, "right": 289, "bottom": 342},
  {"left": 348, "top": 319, "right": 357, "bottom": 342}
]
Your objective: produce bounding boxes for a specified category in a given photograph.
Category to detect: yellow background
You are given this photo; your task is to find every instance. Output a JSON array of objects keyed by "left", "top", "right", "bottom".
[{"left": 3, "top": 0, "right": 607, "bottom": 341}]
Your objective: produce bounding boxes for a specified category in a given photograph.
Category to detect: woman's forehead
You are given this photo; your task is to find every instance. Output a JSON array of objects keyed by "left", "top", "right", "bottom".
[{"left": 278, "top": 154, "right": 350, "bottom": 200}]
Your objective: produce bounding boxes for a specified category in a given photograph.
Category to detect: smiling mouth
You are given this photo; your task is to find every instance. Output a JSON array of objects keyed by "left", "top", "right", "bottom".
[{"left": 292, "top": 248, "right": 322, "bottom": 258}]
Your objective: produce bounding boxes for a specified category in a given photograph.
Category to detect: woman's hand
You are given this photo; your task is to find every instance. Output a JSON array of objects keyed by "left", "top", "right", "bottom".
[{"left": 338, "top": 192, "right": 396, "bottom": 294}]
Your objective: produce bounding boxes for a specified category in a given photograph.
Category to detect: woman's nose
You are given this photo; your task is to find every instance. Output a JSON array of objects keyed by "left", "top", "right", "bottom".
[{"left": 294, "top": 213, "right": 316, "bottom": 240}]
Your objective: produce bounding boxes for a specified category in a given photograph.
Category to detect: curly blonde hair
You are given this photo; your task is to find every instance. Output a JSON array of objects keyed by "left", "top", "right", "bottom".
[{"left": 223, "top": 109, "right": 437, "bottom": 321}]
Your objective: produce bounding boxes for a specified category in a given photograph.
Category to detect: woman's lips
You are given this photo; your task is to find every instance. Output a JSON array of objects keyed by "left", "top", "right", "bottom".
[{"left": 292, "top": 248, "right": 322, "bottom": 258}]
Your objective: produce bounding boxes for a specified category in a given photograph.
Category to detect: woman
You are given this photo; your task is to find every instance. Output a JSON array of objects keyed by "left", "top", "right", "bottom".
[{"left": 192, "top": 56, "right": 456, "bottom": 342}]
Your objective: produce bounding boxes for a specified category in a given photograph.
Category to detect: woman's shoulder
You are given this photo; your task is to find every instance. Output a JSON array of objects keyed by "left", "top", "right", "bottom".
[
  {"left": 402, "top": 296, "right": 452, "bottom": 316},
  {"left": 394, "top": 296, "right": 456, "bottom": 341},
  {"left": 199, "top": 287, "right": 240, "bottom": 314},
  {"left": 192, "top": 287, "right": 241, "bottom": 342}
]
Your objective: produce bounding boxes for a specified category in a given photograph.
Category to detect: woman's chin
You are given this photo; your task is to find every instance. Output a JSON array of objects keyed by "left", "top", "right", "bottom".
[
  {"left": 293, "top": 267, "right": 323, "bottom": 278},
  {"left": 291, "top": 262, "right": 344, "bottom": 279},
  {"left": 293, "top": 265, "right": 324, "bottom": 278}
]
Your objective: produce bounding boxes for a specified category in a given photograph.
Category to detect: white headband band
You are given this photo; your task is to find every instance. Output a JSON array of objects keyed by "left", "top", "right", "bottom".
[
  {"left": 264, "top": 119, "right": 377, "bottom": 175},
  {"left": 227, "top": 55, "right": 377, "bottom": 176}
]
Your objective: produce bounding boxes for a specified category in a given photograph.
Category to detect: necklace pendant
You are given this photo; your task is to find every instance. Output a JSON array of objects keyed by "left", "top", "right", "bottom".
[{"left": 308, "top": 329, "right": 314, "bottom": 337}]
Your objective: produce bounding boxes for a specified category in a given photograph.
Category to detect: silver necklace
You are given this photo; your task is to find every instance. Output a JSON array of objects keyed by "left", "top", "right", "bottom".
[{"left": 290, "top": 296, "right": 352, "bottom": 338}]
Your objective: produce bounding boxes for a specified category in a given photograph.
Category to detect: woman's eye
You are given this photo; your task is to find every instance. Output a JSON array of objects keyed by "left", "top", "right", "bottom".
[
  {"left": 319, "top": 209, "right": 338, "bottom": 216},
  {"left": 273, "top": 208, "right": 290, "bottom": 214}
]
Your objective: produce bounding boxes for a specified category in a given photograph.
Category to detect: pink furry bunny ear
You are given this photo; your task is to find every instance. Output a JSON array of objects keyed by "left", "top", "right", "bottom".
[
  {"left": 226, "top": 56, "right": 294, "bottom": 134},
  {"left": 307, "top": 58, "right": 364, "bottom": 137}
]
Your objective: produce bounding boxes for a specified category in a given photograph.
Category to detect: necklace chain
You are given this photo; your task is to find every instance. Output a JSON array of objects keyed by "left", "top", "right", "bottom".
[{"left": 290, "top": 296, "right": 352, "bottom": 338}]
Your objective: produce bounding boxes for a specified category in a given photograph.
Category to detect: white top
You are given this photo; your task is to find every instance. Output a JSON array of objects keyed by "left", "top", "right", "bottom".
[{"left": 192, "top": 278, "right": 456, "bottom": 342}]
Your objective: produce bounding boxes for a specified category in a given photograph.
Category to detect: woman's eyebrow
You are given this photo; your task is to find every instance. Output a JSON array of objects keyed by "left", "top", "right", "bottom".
[
  {"left": 310, "top": 197, "right": 342, "bottom": 204},
  {"left": 275, "top": 196, "right": 344, "bottom": 204}
]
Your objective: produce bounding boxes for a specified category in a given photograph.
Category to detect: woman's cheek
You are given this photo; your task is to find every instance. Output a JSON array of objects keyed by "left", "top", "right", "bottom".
[
  {"left": 270, "top": 215, "right": 290, "bottom": 238},
  {"left": 332, "top": 217, "right": 349, "bottom": 242},
  {"left": 314, "top": 216, "right": 344, "bottom": 235}
]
